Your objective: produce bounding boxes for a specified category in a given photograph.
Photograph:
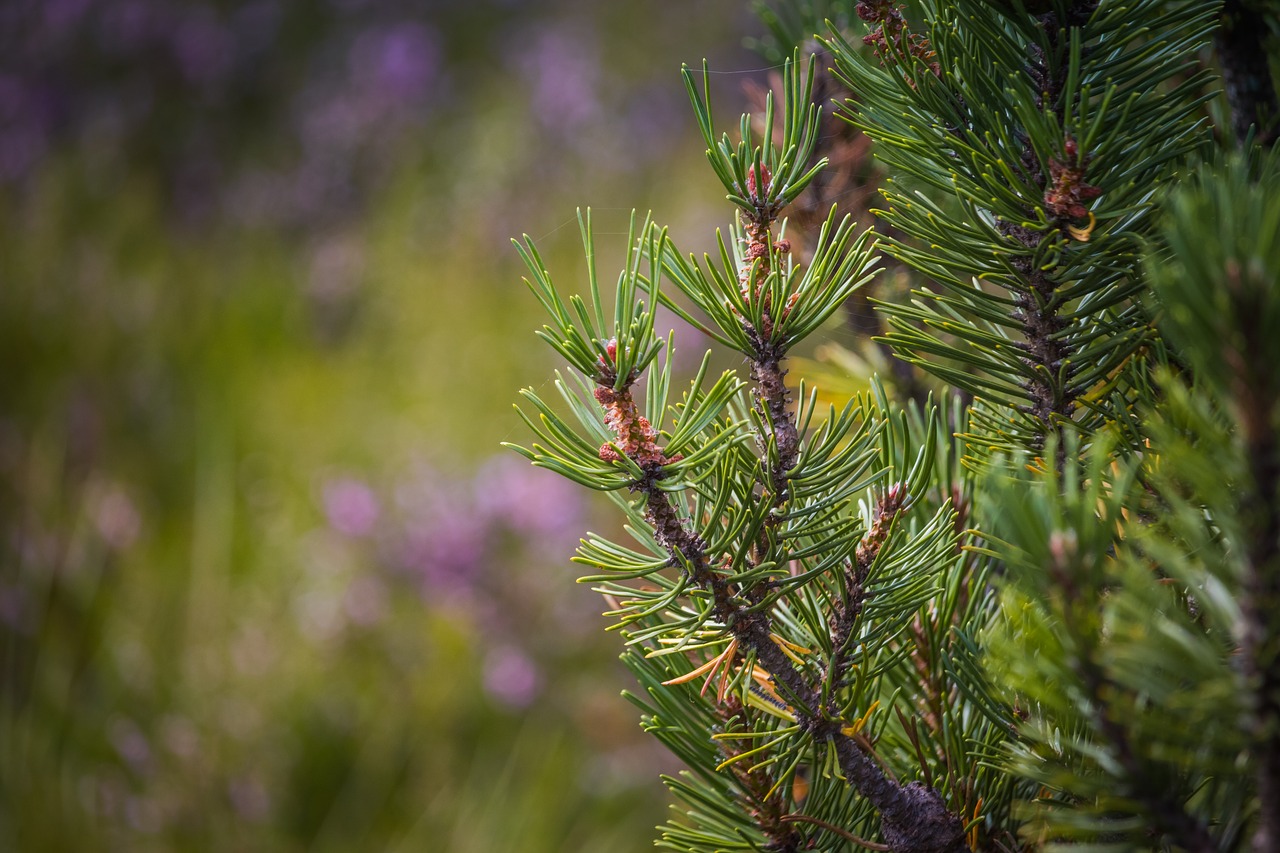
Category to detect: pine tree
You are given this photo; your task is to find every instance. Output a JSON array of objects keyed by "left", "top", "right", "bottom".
[{"left": 510, "top": 2, "right": 1280, "bottom": 850}]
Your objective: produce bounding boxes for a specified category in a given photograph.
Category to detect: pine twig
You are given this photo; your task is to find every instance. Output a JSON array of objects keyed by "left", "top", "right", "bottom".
[{"left": 591, "top": 325, "right": 969, "bottom": 853}]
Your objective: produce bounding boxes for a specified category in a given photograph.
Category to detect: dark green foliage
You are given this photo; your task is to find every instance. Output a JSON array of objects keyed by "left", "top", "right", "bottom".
[
  {"left": 512, "top": 1, "right": 1280, "bottom": 850},
  {"left": 827, "top": 0, "right": 1216, "bottom": 454}
]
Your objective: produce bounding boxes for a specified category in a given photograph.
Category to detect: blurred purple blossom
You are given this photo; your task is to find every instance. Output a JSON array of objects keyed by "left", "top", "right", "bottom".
[
  {"left": 96, "top": 1, "right": 161, "bottom": 55},
  {"left": 474, "top": 455, "right": 582, "bottom": 544},
  {"left": 0, "top": 76, "right": 51, "bottom": 182},
  {"left": 171, "top": 7, "right": 234, "bottom": 88},
  {"left": 483, "top": 645, "right": 542, "bottom": 709},
  {"left": 386, "top": 455, "right": 589, "bottom": 602},
  {"left": 0, "top": 584, "right": 29, "bottom": 633},
  {"left": 323, "top": 478, "right": 380, "bottom": 538},
  {"left": 397, "top": 498, "right": 487, "bottom": 595},
  {"left": 303, "top": 455, "right": 597, "bottom": 679},
  {"left": 513, "top": 23, "right": 602, "bottom": 133},
  {"left": 44, "top": 0, "right": 93, "bottom": 39},
  {"left": 349, "top": 22, "right": 441, "bottom": 104},
  {"left": 1, "top": 0, "right": 451, "bottom": 229},
  {"left": 0, "top": 0, "right": 701, "bottom": 236},
  {"left": 109, "top": 718, "right": 153, "bottom": 774},
  {"left": 227, "top": 775, "right": 271, "bottom": 823},
  {"left": 92, "top": 485, "right": 141, "bottom": 551}
]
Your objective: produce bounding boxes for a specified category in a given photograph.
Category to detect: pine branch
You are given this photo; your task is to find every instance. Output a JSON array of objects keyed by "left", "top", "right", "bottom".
[
  {"left": 996, "top": 219, "right": 1075, "bottom": 451},
  {"left": 1148, "top": 150, "right": 1280, "bottom": 849},
  {"left": 738, "top": 200, "right": 802, "bottom": 488},
  {"left": 1058, "top": 588, "right": 1219, "bottom": 852},
  {"left": 623, "top": 409, "right": 968, "bottom": 851},
  {"left": 572, "top": 318, "right": 969, "bottom": 850},
  {"left": 987, "top": 6, "right": 1094, "bottom": 451},
  {"left": 828, "top": 485, "right": 905, "bottom": 688},
  {"left": 779, "top": 813, "right": 890, "bottom": 851},
  {"left": 1233, "top": 265, "right": 1280, "bottom": 853},
  {"left": 710, "top": 85, "right": 971, "bottom": 843},
  {"left": 828, "top": 0, "right": 1216, "bottom": 459},
  {"left": 714, "top": 698, "right": 805, "bottom": 852},
  {"left": 511, "top": 3, "right": 1280, "bottom": 849}
]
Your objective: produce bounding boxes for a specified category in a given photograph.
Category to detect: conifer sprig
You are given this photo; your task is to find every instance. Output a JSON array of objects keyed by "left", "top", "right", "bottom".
[
  {"left": 826, "top": 0, "right": 1217, "bottom": 455},
  {"left": 510, "top": 0, "right": 1280, "bottom": 847},
  {"left": 684, "top": 53, "right": 828, "bottom": 222},
  {"left": 511, "top": 62, "right": 984, "bottom": 850}
]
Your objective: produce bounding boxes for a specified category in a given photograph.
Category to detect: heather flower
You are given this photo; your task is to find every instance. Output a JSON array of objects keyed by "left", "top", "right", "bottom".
[
  {"left": 322, "top": 477, "right": 380, "bottom": 538},
  {"left": 513, "top": 23, "right": 602, "bottom": 134},
  {"left": 96, "top": 1, "right": 158, "bottom": 55},
  {"left": 349, "top": 22, "right": 441, "bottom": 104},
  {"left": 395, "top": 476, "right": 487, "bottom": 593},
  {"left": 92, "top": 484, "right": 142, "bottom": 550},
  {"left": 227, "top": 775, "right": 271, "bottom": 822},
  {"left": 483, "top": 645, "right": 542, "bottom": 709},
  {"left": 473, "top": 455, "right": 583, "bottom": 542},
  {"left": 0, "top": 584, "right": 28, "bottom": 632},
  {"left": 109, "top": 717, "right": 153, "bottom": 773},
  {"left": 171, "top": 7, "right": 234, "bottom": 88}
]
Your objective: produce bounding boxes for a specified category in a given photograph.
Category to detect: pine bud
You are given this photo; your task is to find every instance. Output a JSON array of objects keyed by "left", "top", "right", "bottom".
[{"left": 745, "top": 163, "right": 772, "bottom": 200}]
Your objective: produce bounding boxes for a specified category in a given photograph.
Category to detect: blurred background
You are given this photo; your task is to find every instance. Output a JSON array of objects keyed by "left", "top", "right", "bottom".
[{"left": 0, "top": 1, "right": 778, "bottom": 849}]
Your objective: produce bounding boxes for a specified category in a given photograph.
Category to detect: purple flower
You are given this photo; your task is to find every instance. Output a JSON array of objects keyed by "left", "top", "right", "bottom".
[
  {"left": 349, "top": 22, "right": 441, "bottom": 105},
  {"left": 0, "top": 76, "right": 50, "bottom": 182},
  {"left": 483, "top": 645, "right": 542, "bottom": 709},
  {"left": 171, "top": 8, "right": 235, "bottom": 88},
  {"left": 398, "top": 506, "right": 486, "bottom": 594},
  {"left": 40, "top": 0, "right": 92, "bottom": 47},
  {"left": 393, "top": 467, "right": 488, "bottom": 593},
  {"left": 512, "top": 23, "right": 602, "bottom": 133},
  {"left": 96, "top": 0, "right": 164, "bottom": 56},
  {"left": 228, "top": 775, "right": 271, "bottom": 822},
  {"left": 474, "top": 455, "right": 582, "bottom": 543},
  {"left": 323, "top": 478, "right": 380, "bottom": 538},
  {"left": 109, "top": 717, "right": 153, "bottom": 773},
  {"left": 93, "top": 485, "right": 142, "bottom": 551}
]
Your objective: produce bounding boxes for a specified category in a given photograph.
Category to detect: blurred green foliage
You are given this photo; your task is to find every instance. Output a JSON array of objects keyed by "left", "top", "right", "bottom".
[{"left": 0, "top": 1, "right": 765, "bottom": 849}]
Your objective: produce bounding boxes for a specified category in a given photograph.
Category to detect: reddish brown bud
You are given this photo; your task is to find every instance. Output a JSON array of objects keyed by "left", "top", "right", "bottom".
[
  {"left": 856, "top": 483, "right": 909, "bottom": 573},
  {"left": 596, "top": 338, "right": 621, "bottom": 378},
  {"left": 746, "top": 163, "right": 772, "bottom": 199},
  {"left": 883, "top": 482, "right": 908, "bottom": 514},
  {"left": 856, "top": 0, "right": 898, "bottom": 23},
  {"left": 1045, "top": 137, "right": 1101, "bottom": 227}
]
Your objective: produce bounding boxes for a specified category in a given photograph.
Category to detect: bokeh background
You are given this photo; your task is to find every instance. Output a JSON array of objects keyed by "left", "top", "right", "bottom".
[{"left": 0, "top": 1, "right": 783, "bottom": 850}]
